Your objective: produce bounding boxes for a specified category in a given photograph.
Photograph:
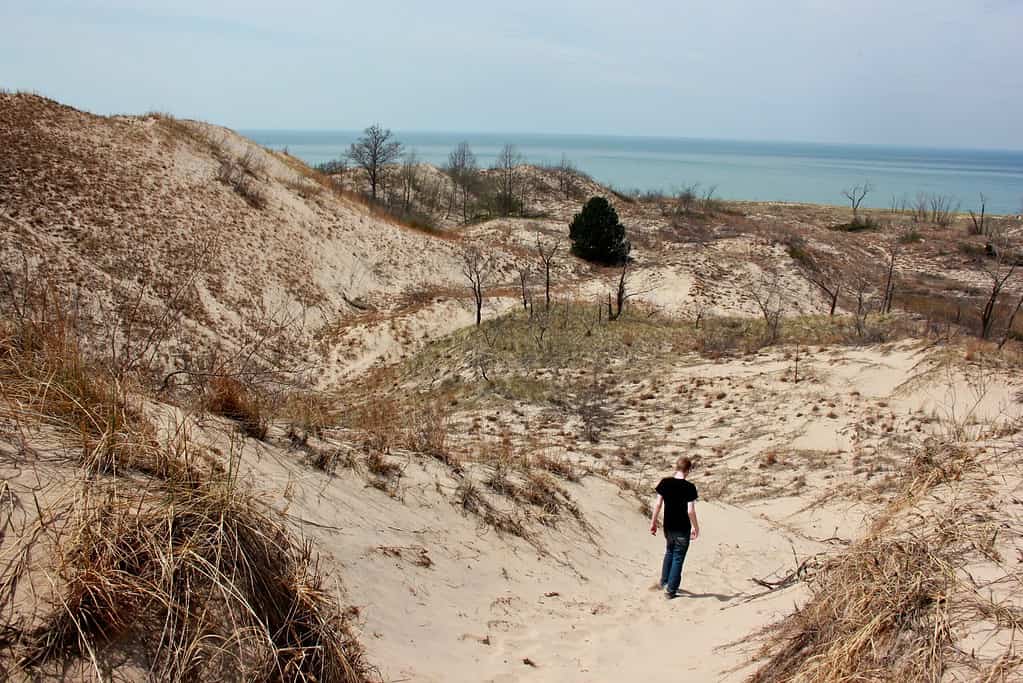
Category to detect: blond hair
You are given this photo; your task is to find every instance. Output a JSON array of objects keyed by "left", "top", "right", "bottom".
[{"left": 675, "top": 456, "right": 693, "bottom": 473}]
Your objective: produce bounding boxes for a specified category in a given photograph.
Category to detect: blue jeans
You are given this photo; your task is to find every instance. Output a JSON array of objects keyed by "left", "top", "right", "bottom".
[{"left": 660, "top": 530, "right": 691, "bottom": 595}]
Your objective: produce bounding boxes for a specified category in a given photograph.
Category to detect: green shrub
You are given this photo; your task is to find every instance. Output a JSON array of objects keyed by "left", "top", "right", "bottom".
[{"left": 569, "top": 196, "right": 631, "bottom": 264}]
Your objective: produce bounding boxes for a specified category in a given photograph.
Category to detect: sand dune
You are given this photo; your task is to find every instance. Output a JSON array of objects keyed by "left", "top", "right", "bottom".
[{"left": 1, "top": 94, "right": 1021, "bottom": 681}]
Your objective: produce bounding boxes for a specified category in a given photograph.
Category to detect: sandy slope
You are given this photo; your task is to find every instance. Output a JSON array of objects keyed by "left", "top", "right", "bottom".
[
  {"left": 3, "top": 94, "right": 1022, "bottom": 681},
  {"left": 244, "top": 440, "right": 821, "bottom": 683},
  {"left": 232, "top": 337, "right": 1019, "bottom": 682}
]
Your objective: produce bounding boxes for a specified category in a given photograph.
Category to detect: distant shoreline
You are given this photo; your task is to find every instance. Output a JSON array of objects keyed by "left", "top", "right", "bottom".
[{"left": 247, "top": 130, "right": 1023, "bottom": 215}]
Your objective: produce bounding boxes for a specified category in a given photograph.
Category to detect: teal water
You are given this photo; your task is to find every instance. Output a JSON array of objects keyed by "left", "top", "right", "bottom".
[{"left": 243, "top": 130, "right": 1023, "bottom": 215}]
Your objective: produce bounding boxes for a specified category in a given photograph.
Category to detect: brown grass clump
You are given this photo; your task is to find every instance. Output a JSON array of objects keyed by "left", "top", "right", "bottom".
[
  {"left": 532, "top": 450, "right": 579, "bottom": 481},
  {"left": 281, "top": 390, "right": 337, "bottom": 442},
  {"left": 403, "top": 400, "right": 460, "bottom": 469},
  {"left": 205, "top": 376, "right": 270, "bottom": 440},
  {"left": 749, "top": 441, "right": 1016, "bottom": 682},
  {"left": 3, "top": 462, "right": 372, "bottom": 682},
  {"left": 0, "top": 275, "right": 374, "bottom": 682},
  {"left": 453, "top": 479, "right": 529, "bottom": 540},
  {"left": 347, "top": 394, "right": 402, "bottom": 453},
  {"left": 750, "top": 535, "right": 955, "bottom": 682},
  {"left": 0, "top": 283, "right": 199, "bottom": 480},
  {"left": 217, "top": 156, "right": 268, "bottom": 209}
]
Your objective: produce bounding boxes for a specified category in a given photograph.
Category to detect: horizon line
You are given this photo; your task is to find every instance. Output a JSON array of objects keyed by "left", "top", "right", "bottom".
[{"left": 237, "top": 127, "right": 1023, "bottom": 156}]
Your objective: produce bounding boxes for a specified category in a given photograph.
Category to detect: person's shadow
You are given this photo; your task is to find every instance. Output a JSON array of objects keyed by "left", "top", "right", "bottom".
[{"left": 675, "top": 589, "right": 743, "bottom": 602}]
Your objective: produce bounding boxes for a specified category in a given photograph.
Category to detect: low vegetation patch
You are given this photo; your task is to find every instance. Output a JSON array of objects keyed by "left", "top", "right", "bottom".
[
  {"left": 750, "top": 441, "right": 1019, "bottom": 682},
  {"left": 0, "top": 276, "right": 374, "bottom": 682},
  {"left": 4, "top": 463, "right": 371, "bottom": 682},
  {"left": 830, "top": 214, "right": 881, "bottom": 232},
  {"left": 205, "top": 375, "right": 270, "bottom": 440}
]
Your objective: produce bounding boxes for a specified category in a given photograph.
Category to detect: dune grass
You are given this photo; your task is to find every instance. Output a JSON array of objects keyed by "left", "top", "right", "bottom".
[
  {"left": 0, "top": 278, "right": 374, "bottom": 682},
  {"left": 749, "top": 441, "right": 1021, "bottom": 682}
]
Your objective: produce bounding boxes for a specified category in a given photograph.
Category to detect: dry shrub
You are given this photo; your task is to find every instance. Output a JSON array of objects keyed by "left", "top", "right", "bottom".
[
  {"left": 364, "top": 451, "right": 401, "bottom": 480},
  {"left": 308, "top": 445, "right": 358, "bottom": 475},
  {"left": 750, "top": 535, "right": 954, "bottom": 682},
  {"left": 0, "top": 285, "right": 204, "bottom": 480},
  {"left": 348, "top": 396, "right": 401, "bottom": 453},
  {"left": 695, "top": 317, "right": 755, "bottom": 357},
  {"left": 482, "top": 454, "right": 586, "bottom": 531},
  {"left": 363, "top": 451, "right": 403, "bottom": 497},
  {"left": 205, "top": 376, "right": 269, "bottom": 440},
  {"left": 485, "top": 458, "right": 517, "bottom": 497},
  {"left": 750, "top": 441, "right": 1010, "bottom": 682},
  {"left": 402, "top": 400, "right": 458, "bottom": 469},
  {"left": 282, "top": 391, "right": 336, "bottom": 441},
  {"left": 519, "top": 472, "right": 585, "bottom": 528},
  {"left": 1, "top": 248, "right": 372, "bottom": 682},
  {"left": 5, "top": 464, "right": 371, "bottom": 682},
  {"left": 532, "top": 450, "right": 579, "bottom": 481},
  {"left": 217, "top": 157, "right": 268, "bottom": 209},
  {"left": 453, "top": 479, "right": 528, "bottom": 539}
]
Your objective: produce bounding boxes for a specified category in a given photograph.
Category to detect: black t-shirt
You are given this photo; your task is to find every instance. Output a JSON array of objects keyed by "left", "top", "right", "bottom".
[{"left": 655, "top": 477, "right": 698, "bottom": 534}]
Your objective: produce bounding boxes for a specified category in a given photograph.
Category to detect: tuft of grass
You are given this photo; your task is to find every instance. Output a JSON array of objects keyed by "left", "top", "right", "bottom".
[
  {"left": 217, "top": 157, "right": 268, "bottom": 209},
  {"left": 532, "top": 450, "right": 579, "bottom": 481},
  {"left": 0, "top": 282, "right": 197, "bottom": 479},
  {"left": 0, "top": 286, "right": 373, "bottom": 681},
  {"left": 831, "top": 215, "right": 881, "bottom": 232},
  {"left": 453, "top": 479, "right": 529, "bottom": 539},
  {"left": 748, "top": 441, "right": 1015, "bottom": 683},
  {"left": 898, "top": 227, "right": 924, "bottom": 244},
  {"left": 8, "top": 456, "right": 372, "bottom": 682},
  {"left": 205, "top": 376, "right": 269, "bottom": 440}
]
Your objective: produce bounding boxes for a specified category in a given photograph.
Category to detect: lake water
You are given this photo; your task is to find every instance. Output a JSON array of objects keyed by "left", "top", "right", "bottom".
[{"left": 243, "top": 130, "right": 1023, "bottom": 215}]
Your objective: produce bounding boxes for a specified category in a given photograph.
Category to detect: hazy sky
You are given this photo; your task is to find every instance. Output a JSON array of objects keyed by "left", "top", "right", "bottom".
[{"left": 3, "top": 0, "right": 1022, "bottom": 148}]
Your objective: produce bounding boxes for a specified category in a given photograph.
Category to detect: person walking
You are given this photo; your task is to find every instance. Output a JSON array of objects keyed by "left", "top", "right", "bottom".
[{"left": 649, "top": 455, "right": 699, "bottom": 599}]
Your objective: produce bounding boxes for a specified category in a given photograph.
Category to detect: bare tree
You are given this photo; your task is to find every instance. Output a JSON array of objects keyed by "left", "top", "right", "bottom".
[
  {"left": 880, "top": 243, "right": 899, "bottom": 315},
  {"left": 516, "top": 264, "right": 532, "bottom": 312},
  {"left": 790, "top": 236, "right": 842, "bottom": 317},
  {"left": 841, "top": 181, "right": 873, "bottom": 220},
  {"left": 348, "top": 124, "right": 403, "bottom": 202},
  {"left": 928, "top": 194, "right": 958, "bottom": 226},
  {"left": 316, "top": 158, "right": 348, "bottom": 190},
  {"left": 416, "top": 175, "right": 444, "bottom": 215},
  {"left": 968, "top": 193, "right": 988, "bottom": 236},
  {"left": 810, "top": 266, "right": 842, "bottom": 317},
  {"left": 701, "top": 185, "right": 719, "bottom": 212},
  {"left": 446, "top": 142, "right": 479, "bottom": 223},
  {"left": 678, "top": 183, "right": 700, "bottom": 214},
  {"left": 889, "top": 193, "right": 908, "bottom": 216},
  {"left": 852, "top": 276, "right": 873, "bottom": 338},
  {"left": 398, "top": 150, "right": 420, "bottom": 213},
  {"left": 748, "top": 265, "right": 785, "bottom": 343},
  {"left": 1000, "top": 292, "right": 1023, "bottom": 349},
  {"left": 606, "top": 261, "right": 654, "bottom": 321},
  {"left": 460, "top": 245, "right": 493, "bottom": 326},
  {"left": 535, "top": 233, "right": 560, "bottom": 310},
  {"left": 911, "top": 192, "right": 930, "bottom": 223},
  {"left": 493, "top": 144, "right": 523, "bottom": 216},
  {"left": 555, "top": 154, "right": 579, "bottom": 199},
  {"left": 978, "top": 229, "right": 1018, "bottom": 339}
]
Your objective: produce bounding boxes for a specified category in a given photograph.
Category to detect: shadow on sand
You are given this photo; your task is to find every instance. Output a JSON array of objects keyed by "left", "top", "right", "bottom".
[{"left": 675, "top": 589, "right": 744, "bottom": 602}]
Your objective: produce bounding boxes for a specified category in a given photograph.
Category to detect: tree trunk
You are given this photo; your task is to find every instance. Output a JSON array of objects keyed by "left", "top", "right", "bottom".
[
  {"left": 881, "top": 251, "right": 896, "bottom": 314},
  {"left": 981, "top": 288, "right": 1000, "bottom": 339},
  {"left": 999, "top": 294, "right": 1023, "bottom": 349},
  {"left": 545, "top": 263, "right": 552, "bottom": 310}
]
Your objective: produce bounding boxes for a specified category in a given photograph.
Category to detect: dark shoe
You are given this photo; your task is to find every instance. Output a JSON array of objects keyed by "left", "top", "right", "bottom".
[{"left": 664, "top": 590, "right": 678, "bottom": 600}]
